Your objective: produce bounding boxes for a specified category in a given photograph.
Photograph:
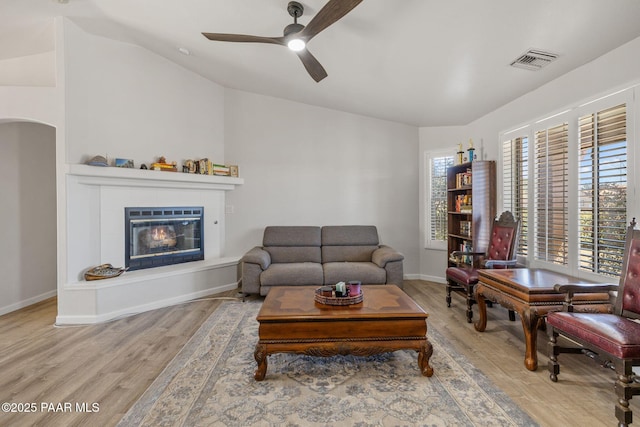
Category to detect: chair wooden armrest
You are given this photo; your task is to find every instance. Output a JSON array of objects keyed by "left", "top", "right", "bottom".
[
  {"left": 553, "top": 283, "right": 618, "bottom": 312},
  {"left": 450, "top": 250, "right": 485, "bottom": 258},
  {"left": 483, "top": 259, "right": 517, "bottom": 268}
]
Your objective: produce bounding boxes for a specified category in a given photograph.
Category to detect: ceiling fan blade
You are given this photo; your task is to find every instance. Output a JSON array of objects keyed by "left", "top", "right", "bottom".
[
  {"left": 295, "top": 49, "right": 328, "bottom": 82},
  {"left": 301, "top": 0, "right": 363, "bottom": 41},
  {"left": 202, "top": 33, "right": 285, "bottom": 46}
]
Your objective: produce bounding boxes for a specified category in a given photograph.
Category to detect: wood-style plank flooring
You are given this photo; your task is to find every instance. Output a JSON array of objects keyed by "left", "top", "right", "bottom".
[{"left": 0, "top": 280, "right": 633, "bottom": 426}]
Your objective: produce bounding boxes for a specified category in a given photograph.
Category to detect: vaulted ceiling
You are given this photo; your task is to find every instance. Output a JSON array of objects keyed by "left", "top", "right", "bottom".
[{"left": 3, "top": 0, "right": 640, "bottom": 126}]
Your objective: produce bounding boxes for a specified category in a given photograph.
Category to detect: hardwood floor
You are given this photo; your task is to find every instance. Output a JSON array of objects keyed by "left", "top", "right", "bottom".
[
  {"left": 0, "top": 291, "right": 239, "bottom": 427},
  {"left": 0, "top": 280, "right": 633, "bottom": 426}
]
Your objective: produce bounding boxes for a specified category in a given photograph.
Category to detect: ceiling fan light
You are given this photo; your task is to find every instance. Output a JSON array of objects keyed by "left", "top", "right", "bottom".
[{"left": 287, "top": 38, "right": 306, "bottom": 51}]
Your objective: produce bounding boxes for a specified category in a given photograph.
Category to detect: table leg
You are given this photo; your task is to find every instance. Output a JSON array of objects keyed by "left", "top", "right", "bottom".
[
  {"left": 254, "top": 343, "right": 268, "bottom": 381},
  {"left": 474, "top": 288, "right": 488, "bottom": 332},
  {"left": 520, "top": 310, "right": 543, "bottom": 371},
  {"left": 418, "top": 339, "right": 434, "bottom": 377}
]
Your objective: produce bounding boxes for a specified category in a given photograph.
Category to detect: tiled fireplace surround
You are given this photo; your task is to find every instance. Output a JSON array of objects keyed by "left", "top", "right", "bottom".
[{"left": 59, "top": 164, "right": 243, "bottom": 324}]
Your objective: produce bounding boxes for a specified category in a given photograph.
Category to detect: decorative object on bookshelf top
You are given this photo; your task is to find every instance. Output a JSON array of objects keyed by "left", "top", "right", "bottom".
[{"left": 456, "top": 143, "right": 464, "bottom": 165}]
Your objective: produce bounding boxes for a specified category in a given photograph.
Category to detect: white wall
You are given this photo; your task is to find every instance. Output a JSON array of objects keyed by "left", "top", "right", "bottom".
[
  {"left": 0, "top": 19, "right": 55, "bottom": 87},
  {"left": 419, "top": 35, "right": 640, "bottom": 282},
  {"left": 0, "top": 122, "right": 57, "bottom": 315},
  {"left": 63, "top": 19, "right": 225, "bottom": 167},
  {"left": 54, "top": 19, "right": 237, "bottom": 322},
  {"left": 224, "top": 89, "right": 420, "bottom": 275}
]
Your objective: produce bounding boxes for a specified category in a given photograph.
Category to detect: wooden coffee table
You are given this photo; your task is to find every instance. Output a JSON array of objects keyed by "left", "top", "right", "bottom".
[
  {"left": 254, "top": 284, "right": 433, "bottom": 380},
  {"left": 474, "top": 268, "right": 611, "bottom": 371}
]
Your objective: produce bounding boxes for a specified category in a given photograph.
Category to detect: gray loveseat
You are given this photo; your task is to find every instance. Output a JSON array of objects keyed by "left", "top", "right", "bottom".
[{"left": 240, "top": 225, "right": 404, "bottom": 296}]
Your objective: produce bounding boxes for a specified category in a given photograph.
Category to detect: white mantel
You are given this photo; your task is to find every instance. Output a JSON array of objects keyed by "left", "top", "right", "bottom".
[
  {"left": 58, "top": 164, "right": 244, "bottom": 324},
  {"left": 66, "top": 163, "right": 244, "bottom": 189}
]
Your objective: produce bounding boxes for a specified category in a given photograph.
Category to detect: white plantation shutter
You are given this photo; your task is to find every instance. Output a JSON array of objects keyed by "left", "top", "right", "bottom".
[
  {"left": 578, "top": 103, "right": 627, "bottom": 277},
  {"left": 534, "top": 123, "right": 569, "bottom": 265},
  {"left": 503, "top": 136, "right": 528, "bottom": 257}
]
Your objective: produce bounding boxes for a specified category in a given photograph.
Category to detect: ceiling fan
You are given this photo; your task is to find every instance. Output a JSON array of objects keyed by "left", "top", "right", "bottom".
[{"left": 202, "top": 0, "right": 363, "bottom": 82}]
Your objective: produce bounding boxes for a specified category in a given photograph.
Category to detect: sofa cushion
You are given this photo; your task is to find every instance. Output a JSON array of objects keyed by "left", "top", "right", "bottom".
[
  {"left": 265, "top": 246, "right": 321, "bottom": 264},
  {"left": 322, "top": 245, "right": 379, "bottom": 263},
  {"left": 263, "top": 226, "right": 321, "bottom": 247},
  {"left": 323, "top": 262, "right": 386, "bottom": 285},
  {"left": 260, "top": 262, "right": 324, "bottom": 286},
  {"left": 321, "top": 225, "right": 380, "bottom": 263},
  {"left": 321, "top": 225, "right": 379, "bottom": 246}
]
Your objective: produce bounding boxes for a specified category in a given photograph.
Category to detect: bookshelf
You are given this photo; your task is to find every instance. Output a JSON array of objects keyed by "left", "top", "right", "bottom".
[{"left": 446, "top": 160, "right": 496, "bottom": 267}]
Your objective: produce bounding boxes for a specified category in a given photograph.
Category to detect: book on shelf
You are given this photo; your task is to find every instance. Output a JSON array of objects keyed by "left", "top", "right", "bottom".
[
  {"left": 459, "top": 220, "right": 471, "bottom": 237},
  {"left": 461, "top": 241, "right": 473, "bottom": 264},
  {"left": 455, "top": 168, "right": 472, "bottom": 188}
]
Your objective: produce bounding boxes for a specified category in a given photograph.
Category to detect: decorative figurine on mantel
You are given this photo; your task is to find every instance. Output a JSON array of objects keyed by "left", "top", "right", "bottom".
[
  {"left": 183, "top": 159, "right": 197, "bottom": 174},
  {"left": 468, "top": 139, "right": 475, "bottom": 162},
  {"left": 151, "top": 156, "right": 178, "bottom": 172},
  {"left": 456, "top": 143, "right": 464, "bottom": 165},
  {"left": 86, "top": 155, "right": 108, "bottom": 167}
]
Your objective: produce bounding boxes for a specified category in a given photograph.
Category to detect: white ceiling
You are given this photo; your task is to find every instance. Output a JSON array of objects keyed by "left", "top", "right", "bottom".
[{"left": 3, "top": 0, "right": 640, "bottom": 126}]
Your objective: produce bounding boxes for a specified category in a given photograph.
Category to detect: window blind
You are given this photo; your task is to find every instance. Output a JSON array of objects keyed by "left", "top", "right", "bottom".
[
  {"left": 503, "top": 136, "right": 529, "bottom": 256},
  {"left": 534, "top": 123, "right": 569, "bottom": 265},
  {"left": 429, "top": 155, "right": 454, "bottom": 242},
  {"left": 578, "top": 103, "right": 627, "bottom": 277}
]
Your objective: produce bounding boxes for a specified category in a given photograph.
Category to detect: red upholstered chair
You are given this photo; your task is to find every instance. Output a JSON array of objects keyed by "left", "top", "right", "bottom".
[
  {"left": 446, "top": 211, "right": 520, "bottom": 323},
  {"left": 547, "top": 218, "right": 639, "bottom": 427}
]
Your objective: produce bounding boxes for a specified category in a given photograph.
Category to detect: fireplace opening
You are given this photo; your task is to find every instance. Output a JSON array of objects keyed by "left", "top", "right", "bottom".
[{"left": 125, "top": 207, "right": 204, "bottom": 271}]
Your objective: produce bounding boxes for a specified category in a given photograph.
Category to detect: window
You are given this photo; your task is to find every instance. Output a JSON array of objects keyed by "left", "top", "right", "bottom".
[
  {"left": 578, "top": 104, "right": 627, "bottom": 277},
  {"left": 500, "top": 90, "right": 633, "bottom": 280},
  {"left": 503, "top": 136, "right": 528, "bottom": 257},
  {"left": 425, "top": 151, "right": 454, "bottom": 249},
  {"left": 534, "top": 122, "right": 569, "bottom": 266}
]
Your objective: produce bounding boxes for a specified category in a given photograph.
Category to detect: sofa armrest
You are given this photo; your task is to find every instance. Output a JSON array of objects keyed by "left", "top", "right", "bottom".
[
  {"left": 241, "top": 246, "right": 271, "bottom": 270},
  {"left": 372, "top": 245, "right": 404, "bottom": 268}
]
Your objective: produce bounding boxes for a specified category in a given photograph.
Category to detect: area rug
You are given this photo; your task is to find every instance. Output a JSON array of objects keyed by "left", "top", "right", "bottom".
[{"left": 118, "top": 301, "right": 537, "bottom": 426}]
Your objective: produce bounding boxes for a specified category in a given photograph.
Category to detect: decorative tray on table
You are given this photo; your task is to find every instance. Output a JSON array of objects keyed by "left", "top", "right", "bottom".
[
  {"left": 84, "top": 263, "right": 128, "bottom": 281},
  {"left": 314, "top": 283, "right": 363, "bottom": 306}
]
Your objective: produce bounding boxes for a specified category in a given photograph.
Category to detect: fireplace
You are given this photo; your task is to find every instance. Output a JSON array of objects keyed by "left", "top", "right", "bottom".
[{"left": 125, "top": 207, "right": 204, "bottom": 271}]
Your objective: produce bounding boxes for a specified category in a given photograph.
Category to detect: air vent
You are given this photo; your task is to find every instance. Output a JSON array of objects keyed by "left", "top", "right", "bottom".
[{"left": 510, "top": 49, "right": 559, "bottom": 71}]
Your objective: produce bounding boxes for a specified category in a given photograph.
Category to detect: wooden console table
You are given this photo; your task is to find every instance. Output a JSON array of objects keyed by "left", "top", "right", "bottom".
[{"left": 474, "top": 268, "right": 611, "bottom": 371}]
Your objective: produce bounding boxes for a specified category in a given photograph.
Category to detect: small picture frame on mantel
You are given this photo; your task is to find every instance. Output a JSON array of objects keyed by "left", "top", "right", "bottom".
[
  {"left": 229, "top": 165, "right": 239, "bottom": 177},
  {"left": 115, "top": 158, "right": 134, "bottom": 168}
]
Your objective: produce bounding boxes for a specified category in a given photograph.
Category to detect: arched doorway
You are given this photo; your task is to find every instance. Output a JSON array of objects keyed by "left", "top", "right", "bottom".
[{"left": 0, "top": 120, "right": 57, "bottom": 315}]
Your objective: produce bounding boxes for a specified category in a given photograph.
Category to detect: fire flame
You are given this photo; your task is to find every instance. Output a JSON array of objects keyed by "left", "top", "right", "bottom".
[{"left": 152, "top": 227, "right": 167, "bottom": 241}]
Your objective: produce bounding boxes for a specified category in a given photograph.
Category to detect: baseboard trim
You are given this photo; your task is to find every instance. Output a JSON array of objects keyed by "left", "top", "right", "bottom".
[
  {"left": 55, "top": 282, "right": 239, "bottom": 325},
  {"left": 405, "top": 274, "right": 446, "bottom": 284},
  {"left": 0, "top": 290, "right": 57, "bottom": 317}
]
